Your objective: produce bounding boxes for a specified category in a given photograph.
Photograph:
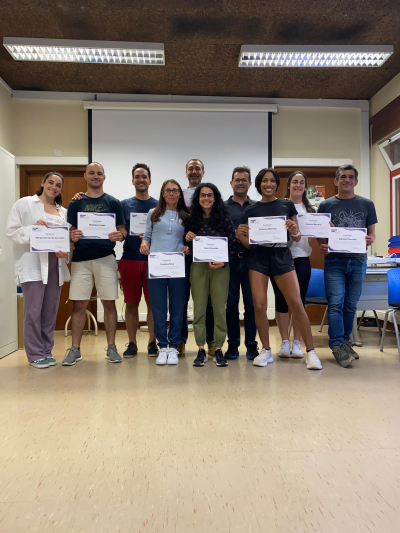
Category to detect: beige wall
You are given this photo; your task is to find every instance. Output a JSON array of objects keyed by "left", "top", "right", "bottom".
[
  {"left": 13, "top": 99, "right": 88, "bottom": 156},
  {"left": 370, "top": 72, "right": 400, "bottom": 116},
  {"left": 0, "top": 83, "right": 14, "bottom": 153},
  {"left": 273, "top": 106, "right": 361, "bottom": 171},
  {"left": 370, "top": 74, "right": 400, "bottom": 256}
]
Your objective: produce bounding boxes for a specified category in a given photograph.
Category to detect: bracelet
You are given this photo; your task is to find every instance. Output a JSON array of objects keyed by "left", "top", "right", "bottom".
[{"left": 291, "top": 231, "right": 301, "bottom": 238}]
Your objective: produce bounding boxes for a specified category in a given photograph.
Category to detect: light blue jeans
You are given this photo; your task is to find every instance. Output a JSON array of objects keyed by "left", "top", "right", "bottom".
[{"left": 324, "top": 257, "right": 367, "bottom": 348}]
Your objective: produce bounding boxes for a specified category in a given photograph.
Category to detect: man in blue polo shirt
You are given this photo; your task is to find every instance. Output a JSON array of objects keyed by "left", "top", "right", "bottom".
[{"left": 224, "top": 166, "right": 259, "bottom": 360}]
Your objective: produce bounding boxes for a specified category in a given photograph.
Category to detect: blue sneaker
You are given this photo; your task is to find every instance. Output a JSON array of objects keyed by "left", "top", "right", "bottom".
[
  {"left": 123, "top": 342, "right": 137, "bottom": 358},
  {"left": 246, "top": 345, "right": 259, "bottom": 360},
  {"left": 224, "top": 345, "right": 239, "bottom": 360}
]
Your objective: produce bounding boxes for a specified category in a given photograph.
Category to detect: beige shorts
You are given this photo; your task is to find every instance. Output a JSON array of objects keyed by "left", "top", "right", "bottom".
[{"left": 69, "top": 255, "right": 118, "bottom": 301}]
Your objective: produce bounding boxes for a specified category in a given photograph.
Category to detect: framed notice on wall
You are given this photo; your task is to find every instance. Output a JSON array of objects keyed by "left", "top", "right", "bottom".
[{"left": 307, "top": 185, "right": 325, "bottom": 207}]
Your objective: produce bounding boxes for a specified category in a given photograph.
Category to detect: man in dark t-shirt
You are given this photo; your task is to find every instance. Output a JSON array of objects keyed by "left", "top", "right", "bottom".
[
  {"left": 317, "top": 164, "right": 377, "bottom": 367},
  {"left": 224, "top": 166, "right": 258, "bottom": 361},
  {"left": 119, "top": 163, "right": 158, "bottom": 358},
  {"left": 63, "top": 162, "right": 126, "bottom": 366}
]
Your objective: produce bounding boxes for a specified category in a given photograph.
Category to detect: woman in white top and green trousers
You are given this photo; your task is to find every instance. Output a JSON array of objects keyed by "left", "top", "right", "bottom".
[{"left": 6, "top": 172, "right": 70, "bottom": 368}]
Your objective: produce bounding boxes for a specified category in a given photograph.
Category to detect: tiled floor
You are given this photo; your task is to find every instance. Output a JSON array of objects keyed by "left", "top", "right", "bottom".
[{"left": 1, "top": 326, "right": 400, "bottom": 532}]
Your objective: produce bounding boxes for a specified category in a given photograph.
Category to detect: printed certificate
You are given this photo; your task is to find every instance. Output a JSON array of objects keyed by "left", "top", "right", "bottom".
[
  {"left": 297, "top": 213, "right": 331, "bottom": 238},
  {"left": 328, "top": 227, "right": 367, "bottom": 254},
  {"left": 129, "top": 213, "right": 148, "bottom": 236},
  {"left": 30, "top": 225, "right": 70, "bottom": 253},
  {"left": 249, "top": 216, "right": 287, "bottom": 244},
  {"left": 183, "top": 188, "right": 195, "bottom": 207},
  {"left": 193, "top": 236, "right": 229, "bottom": 262},
  {"left": 77, "top": 212, "right": 116, "bottom": 239},
  {"left": 148, "top": 252, "right": 185, "bottom": 278}
]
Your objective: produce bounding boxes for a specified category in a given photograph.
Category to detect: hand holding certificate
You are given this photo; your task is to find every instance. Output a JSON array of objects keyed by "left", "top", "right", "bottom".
[
  {"left": 148, "top": 252, "right": 185, "bottom": 278},
  {"left": 129, "top": 213, "right": 147, "bottom": 236},
  {"left": 248, "top": 216, "right": 287, "bottom": 244},
  {"left": 297, "top": 213, "right": 331, "bottom": 238},
  {"left": 328, "top": 227, "right": 367, "bottom": 254},
  {"left": 30, "top": 225, "right": 70, "bottom": 252},
  {"left": 193, "top": 236, "right": 229, "bottom": 262},
  {"left": 78, "top": 212, "right": 116, "bottom": 239}
]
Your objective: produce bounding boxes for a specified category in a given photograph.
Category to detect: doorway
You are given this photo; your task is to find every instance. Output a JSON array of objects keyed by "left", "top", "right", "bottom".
[
  {"left": 275, "top": 167, "right": 338, "bottom": 325},
  {"left": 19, "top": 165, "right": 96, "bottom": 330}
]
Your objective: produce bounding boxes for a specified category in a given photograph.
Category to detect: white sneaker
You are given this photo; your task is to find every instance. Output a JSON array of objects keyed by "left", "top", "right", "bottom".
[
  {"left": 253, "top": 348, "right": 274, "bottom": 367},
  {"left": 291, "top": 341, "right": 304, "bottom": 359},
  {"left": 167, "top": 348, "right": 179, "bottom": 365},
  {"left": 305, "top": 349, "right": 322, "bottom": 370},
  {"left": 278, "top": 340, "right": 291, "bottom": 358},
  {"left": 156, "top": 348, "right": 168, "bottom": 365}
]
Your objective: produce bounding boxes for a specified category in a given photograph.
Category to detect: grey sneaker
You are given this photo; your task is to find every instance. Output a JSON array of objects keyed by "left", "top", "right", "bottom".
[
  {"left": 62, "top": 347, "right": 82, "bottom": 366},
  {"left": 106, "top": 344, "right": 122, "bottom": 363},
  {"left": 29, "top": 358, "right": 50, "bottom": 369},
  {"left": 332, "top": 344, "right": 354, "bottom": 368},
  {"left": 343, "top": 339, "right": 359, "bottom": 359}
]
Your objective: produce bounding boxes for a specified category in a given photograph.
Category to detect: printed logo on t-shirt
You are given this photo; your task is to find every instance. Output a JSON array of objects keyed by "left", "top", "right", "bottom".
[
  {"left": 333, "top": 210, "right": 365, "bottom": 228},
  {"left": 83, "top": 204, "right": 108, "bottom": 213}
]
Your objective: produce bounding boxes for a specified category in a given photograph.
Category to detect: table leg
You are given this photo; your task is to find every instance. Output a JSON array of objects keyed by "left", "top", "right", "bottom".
[{"left": 352, "top": 315, "right": 363, "bottom": 347}]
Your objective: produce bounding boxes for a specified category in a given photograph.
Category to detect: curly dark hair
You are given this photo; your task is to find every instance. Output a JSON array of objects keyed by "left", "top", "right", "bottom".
[{"left": 185, "top": 183, "right": 227, "bottom": 233}]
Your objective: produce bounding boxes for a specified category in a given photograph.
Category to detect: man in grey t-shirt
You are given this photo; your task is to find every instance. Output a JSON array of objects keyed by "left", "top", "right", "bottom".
[{"left": 317, "top": 165, "right": 377, "bottom": 367}]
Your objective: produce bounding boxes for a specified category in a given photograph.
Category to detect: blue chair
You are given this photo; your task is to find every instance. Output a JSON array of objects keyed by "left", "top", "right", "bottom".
[
  {"left": 380, "top": 268, "right": 400, "bottom": 359},
  {"left": 288, "top": 268, "right": 328, "bottom": 336}
]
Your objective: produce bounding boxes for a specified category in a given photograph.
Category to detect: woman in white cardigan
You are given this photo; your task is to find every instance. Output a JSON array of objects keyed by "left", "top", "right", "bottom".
[{"left": 6, "top": 172, "right": 70, "bottom": 369}]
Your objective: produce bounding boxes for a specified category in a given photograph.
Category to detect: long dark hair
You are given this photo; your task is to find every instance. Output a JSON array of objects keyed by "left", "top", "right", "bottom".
[
  {"left": 151, "top": 179, "right": 189, "bottom": 223},
  {"left": 186, "top": 183, "right": 227, "bottom": 233},
  {"left": 284, "top": 171, "right": 315, "bottom": 213},
  {"left": 35, "top": 171, "right": 64, "bottom": 205}
]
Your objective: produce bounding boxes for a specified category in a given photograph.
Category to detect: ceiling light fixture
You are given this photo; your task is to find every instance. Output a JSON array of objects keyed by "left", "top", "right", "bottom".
[
  {"left": 239, "top": 45, "right": 393, "bottom": 68},
  {"left": 3, "top": 38, "right": 165, "bottom": 65}
]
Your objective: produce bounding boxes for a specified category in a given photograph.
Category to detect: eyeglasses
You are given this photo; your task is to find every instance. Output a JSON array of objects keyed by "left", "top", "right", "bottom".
[
  {"left": 200, "top": 193, "right": 214, "bottom": 199},
  {"left": 164, "top": 188, "right": 180, "bottom": 195}
]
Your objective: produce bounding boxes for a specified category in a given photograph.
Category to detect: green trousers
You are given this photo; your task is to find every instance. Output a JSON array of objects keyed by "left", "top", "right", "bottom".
[{"left": 190, "top": 262, "right": 230, "bottom": 348}]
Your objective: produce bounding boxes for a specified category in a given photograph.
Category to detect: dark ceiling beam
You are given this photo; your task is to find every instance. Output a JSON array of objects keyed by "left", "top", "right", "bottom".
[{"left": 370, "top": 94, "right": 400, "bottom": 145}]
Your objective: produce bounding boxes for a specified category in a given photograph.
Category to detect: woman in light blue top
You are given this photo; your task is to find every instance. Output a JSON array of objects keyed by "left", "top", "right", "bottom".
[{"left": 140, "top": 180, "right": 190, "bottom": 365}]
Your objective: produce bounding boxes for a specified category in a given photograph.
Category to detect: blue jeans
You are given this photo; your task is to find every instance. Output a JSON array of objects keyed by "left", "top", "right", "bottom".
[
  {"left": 148, "top": 275, "right": 187, "bottom": 349},
  {"left": 324, "top": 257, "right": 367, "bottom": 348},
  {"left": 226, "top": 256, "right": 257, "bottom": 348}
]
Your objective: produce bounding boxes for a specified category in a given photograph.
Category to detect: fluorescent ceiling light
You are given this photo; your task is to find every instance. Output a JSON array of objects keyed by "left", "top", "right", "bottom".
[
  {"left": 239, "top": 45, "right": 393, "bottom": 67},
  {"left": 3, "top": 38, "right": 164, "bottom": 65}
]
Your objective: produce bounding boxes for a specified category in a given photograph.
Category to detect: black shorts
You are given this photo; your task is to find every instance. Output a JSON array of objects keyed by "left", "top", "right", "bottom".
[
  {"left": 271, "top": 256, "right": 311, "bottom": 313},
  {"left": 247, "top": 246, "right": 295, "bottom": 278}
]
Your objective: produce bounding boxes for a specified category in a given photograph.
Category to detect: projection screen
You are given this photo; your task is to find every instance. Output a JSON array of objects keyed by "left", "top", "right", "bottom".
[{"left": 90, "top": 104, "right": 274, "bottom": 257}]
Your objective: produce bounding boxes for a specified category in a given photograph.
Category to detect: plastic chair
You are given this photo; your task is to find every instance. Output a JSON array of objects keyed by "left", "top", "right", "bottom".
[
  {"left": 380, "top": 268, "right": 400, "bottom": 359},
  {"left": 288, "top": 268, "right": 328, "bottom": 336}
]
